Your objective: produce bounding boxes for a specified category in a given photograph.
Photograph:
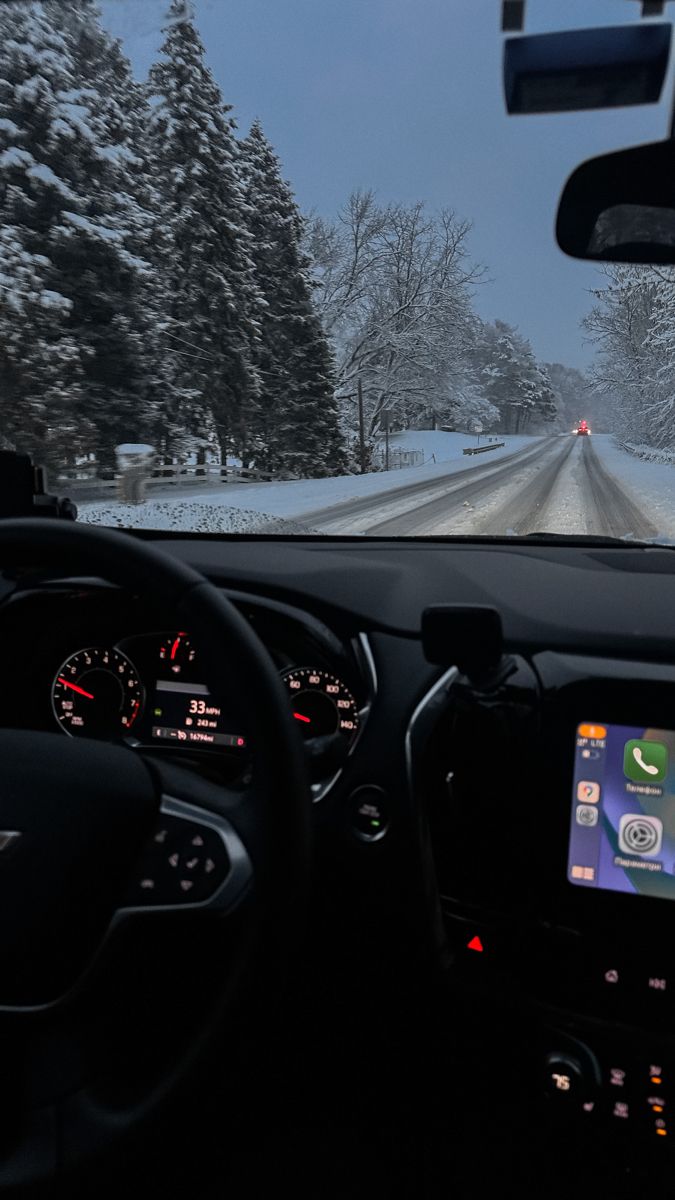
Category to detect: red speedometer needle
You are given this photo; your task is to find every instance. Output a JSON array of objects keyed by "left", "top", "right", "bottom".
[
  {"left": 293, "top": 712, "right": 311, "bottom": 724},
  {"left": 58, "top": 677, "right": 94, "bottom": 700}
]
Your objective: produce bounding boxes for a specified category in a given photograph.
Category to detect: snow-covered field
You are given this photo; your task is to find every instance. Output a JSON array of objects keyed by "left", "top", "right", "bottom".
[{"left": 78, "top": 431, "right": 539, "bottom": 532}]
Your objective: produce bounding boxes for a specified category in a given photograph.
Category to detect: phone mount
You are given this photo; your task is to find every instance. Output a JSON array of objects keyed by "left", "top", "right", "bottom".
[
  {"left": 0, "top": 453, "right": 77, "bottom": 521},
  {"left": 422, "top": 604, "right": 514, "bottom": 687}
]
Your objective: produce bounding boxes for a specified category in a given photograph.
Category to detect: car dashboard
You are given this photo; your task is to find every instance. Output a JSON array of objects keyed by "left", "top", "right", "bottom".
[
  {"left": 6, "top": 532, "right": 675, "bottom": 1195},
  {"left": 0, "top": 580, "right": 376, "bottom": 803}
]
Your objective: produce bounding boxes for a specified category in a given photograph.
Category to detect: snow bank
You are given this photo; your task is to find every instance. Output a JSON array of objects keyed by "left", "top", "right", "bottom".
[
  {"left": 78, "top": 500, "right": 320, "bottom": 535},
  {"left": 617, "top": 441, "right": 675, "bottom": 467}
]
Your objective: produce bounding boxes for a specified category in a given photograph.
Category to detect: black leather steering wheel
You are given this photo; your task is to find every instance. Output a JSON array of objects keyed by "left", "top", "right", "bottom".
[{"left": 0, "top": 519, "right": 311, "bottom": 1190}]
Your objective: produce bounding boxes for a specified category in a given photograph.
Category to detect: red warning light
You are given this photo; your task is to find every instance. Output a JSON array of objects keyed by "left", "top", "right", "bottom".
[{"left": 467, "top": 935, "right": 484, "bottom": 953}]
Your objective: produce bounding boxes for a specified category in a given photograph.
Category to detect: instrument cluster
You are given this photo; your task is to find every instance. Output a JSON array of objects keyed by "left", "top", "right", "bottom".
[{"left": 50, "top": 630, "right": 362, "bottom": 755}]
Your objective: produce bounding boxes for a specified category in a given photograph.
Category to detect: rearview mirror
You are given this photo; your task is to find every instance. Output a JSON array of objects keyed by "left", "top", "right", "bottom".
[
  {"left": 556, "top": 138, "right": 675, "bottom": 263},
  {"left": 503, "top": 24, "right": 671, "bottom": 114}
]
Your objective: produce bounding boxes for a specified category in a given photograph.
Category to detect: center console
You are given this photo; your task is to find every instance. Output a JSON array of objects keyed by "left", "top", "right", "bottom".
[{"left": 423, "top": 651, "right": 675, "bottom": 1165}]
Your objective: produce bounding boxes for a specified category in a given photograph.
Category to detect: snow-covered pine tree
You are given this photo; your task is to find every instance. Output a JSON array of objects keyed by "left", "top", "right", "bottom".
[
  {"left": 239, "top": 119, "right": 346, "bottom": 476},
  {"left": 147, "top": 0, "right": 262, "bottom": 468},
  {"left": 0, "top": 2, "right": 86, "bottom": 468},
  {"left": 0, "top": 0, "right": 164, "bottom": 473},
  {"left": 51, "top": 0, "right": 182, "bottom": 464},
  {"left": 479, "top": 319, "right": 556, "bottom": 433}
]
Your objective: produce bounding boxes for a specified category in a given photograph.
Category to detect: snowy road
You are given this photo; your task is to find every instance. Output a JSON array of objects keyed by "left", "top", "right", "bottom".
[
  {"left": 80, "top": 433, "right": 668, "bottom": 540},
  {"left": 291, "top": 435, "right": 657, "bottom": 538},
  {"left": 466, "top": 435, "right": 657, "bottom": 539},
  {"left": 290, "top": 437, "right": 558, "bottom": 535}
]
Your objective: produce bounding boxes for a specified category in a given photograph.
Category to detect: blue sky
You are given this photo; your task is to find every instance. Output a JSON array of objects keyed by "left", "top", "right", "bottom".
[{"left": 101, "top": 0, "right": 675, "bottom": 367}]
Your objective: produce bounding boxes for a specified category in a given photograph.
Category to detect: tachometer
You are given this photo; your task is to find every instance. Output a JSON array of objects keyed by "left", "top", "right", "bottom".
[
  {"left": 52, "top": 647, "right": 143, "bottom": 740},
  {"left": 281, "top": 668, "right": 359, "bottom": 743}
]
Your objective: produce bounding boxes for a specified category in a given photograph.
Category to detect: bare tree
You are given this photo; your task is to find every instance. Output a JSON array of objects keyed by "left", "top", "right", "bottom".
[{"left": 307, "top": 193, "right": 485, "bottom": 443}]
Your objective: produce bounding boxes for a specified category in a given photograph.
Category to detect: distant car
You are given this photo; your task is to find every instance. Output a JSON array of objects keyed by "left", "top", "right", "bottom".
[{"left": 576, "top": 420, "right": 591, "bottom": 435}]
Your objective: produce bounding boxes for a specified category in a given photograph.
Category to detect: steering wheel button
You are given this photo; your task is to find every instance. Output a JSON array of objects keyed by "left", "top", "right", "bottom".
[
  {"left": 168, "top": 853, "right": 179, "bottom": 868},
  {"left": 205, "top": 858, "right": 216, "bottom": 874},
  {"left": 191, "top": 834, "right": 205, "bottom": 847},
  {"left": 179, "top": 880, "right": 194, "bottom": 893}
]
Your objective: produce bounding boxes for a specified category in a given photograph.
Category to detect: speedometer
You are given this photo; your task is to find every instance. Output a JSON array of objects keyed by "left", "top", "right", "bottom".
[
  {"left": 52, "top": 647, "right": 143, "bottom": 740},
  {"left": 281, "top": 668, "right": 359, "bottom": 743}
]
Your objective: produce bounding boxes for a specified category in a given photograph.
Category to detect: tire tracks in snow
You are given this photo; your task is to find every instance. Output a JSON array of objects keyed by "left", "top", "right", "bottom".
[
  {"left": 472, "top": 435, "right": 578, "bottom": 535},
  {"left": 363, "top": 436, "right": 570, "bottom": 535},
  {"left": 472, "top": 436, "right": 656, "bottom": 538},
  {"left": 579, "top": 438, "right": 657, "bottom": 540},
  {"left": 297, "top": 437, "right": 557, "bottom": 535}
]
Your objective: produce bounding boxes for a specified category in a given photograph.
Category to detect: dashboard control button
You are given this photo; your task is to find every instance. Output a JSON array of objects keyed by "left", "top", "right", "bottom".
[
  {"left": 350, "top": 786, "right": 389, "bottom": 842},
  {"left": 590, "top": 958, "right": 631, "bottom": 1018}
]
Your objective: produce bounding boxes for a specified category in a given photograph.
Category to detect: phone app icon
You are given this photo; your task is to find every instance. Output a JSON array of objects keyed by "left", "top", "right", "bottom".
[
  {"left": 576, "top": 804, "right": 599, "bottom": 827},
  {"left": 618, "top": 813, "right": 663, "bottom": 857},
  {"left": 577, "top": 781, "right": 600, "bottom": 804},
  {"left": 623, "top": 739, "right": 667, "bottom": 783}
]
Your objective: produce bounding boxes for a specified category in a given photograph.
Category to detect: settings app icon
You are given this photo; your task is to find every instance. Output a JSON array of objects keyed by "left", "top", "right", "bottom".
[{"left": 618, "top": 814, "right": 663, "bottom": 857}]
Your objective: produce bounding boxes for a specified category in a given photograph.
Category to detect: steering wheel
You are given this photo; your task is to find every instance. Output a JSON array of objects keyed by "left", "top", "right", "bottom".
[{"left": 0, "top": 519, "right": 311, "bottom": 1190}]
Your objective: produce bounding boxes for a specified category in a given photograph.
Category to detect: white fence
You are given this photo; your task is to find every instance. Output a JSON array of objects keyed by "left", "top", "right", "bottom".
[{"left": 56, "top": 461, "right": 298, "bottom": 497}]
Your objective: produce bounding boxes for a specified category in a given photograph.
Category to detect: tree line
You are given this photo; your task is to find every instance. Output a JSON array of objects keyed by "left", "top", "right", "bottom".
[
  {"left": 0, "top": 0, "right": 565, "bottom": 482},
  {"left": 583, "top": 264, "right": 675, "bottom": 450}
]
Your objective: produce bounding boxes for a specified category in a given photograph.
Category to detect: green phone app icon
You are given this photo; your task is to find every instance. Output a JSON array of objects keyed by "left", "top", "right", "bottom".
[{"left": 623, "top": 739, "right": 668, "bottom": 783}]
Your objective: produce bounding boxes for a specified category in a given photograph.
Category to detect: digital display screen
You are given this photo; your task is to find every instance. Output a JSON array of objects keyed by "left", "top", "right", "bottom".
[
  {"left": 151, "top": 680, "right": 246, "bottom": 750},
  {"left": 568, "top": 721, "right": 675, "bottom": 900}
]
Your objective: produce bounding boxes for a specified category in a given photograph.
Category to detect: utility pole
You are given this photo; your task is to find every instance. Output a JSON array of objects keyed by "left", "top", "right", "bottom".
[
  {"left": 357, "top": 379, "right": 367, "bottom": 474},
  {"left": 381, "top": 409, "right": 391, "bottom": 471}
]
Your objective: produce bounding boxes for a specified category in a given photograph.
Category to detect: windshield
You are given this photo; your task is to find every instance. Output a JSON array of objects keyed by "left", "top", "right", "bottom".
[{"left": 3, "top": 0, "right": 675, "bottom": 540}]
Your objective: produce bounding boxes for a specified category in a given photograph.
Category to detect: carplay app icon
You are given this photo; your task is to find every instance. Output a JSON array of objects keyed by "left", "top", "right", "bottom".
[
  {"left": 577, "top": 781, "right": 600, "bottom": 804},
  {"left": 623, "top": 740, "right": 667, "bottom": 784}
]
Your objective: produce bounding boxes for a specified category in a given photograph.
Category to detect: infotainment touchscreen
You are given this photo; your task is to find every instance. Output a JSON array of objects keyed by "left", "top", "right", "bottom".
[{"left": 568, "top": 722, "right": 675, "bottom": 900}]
